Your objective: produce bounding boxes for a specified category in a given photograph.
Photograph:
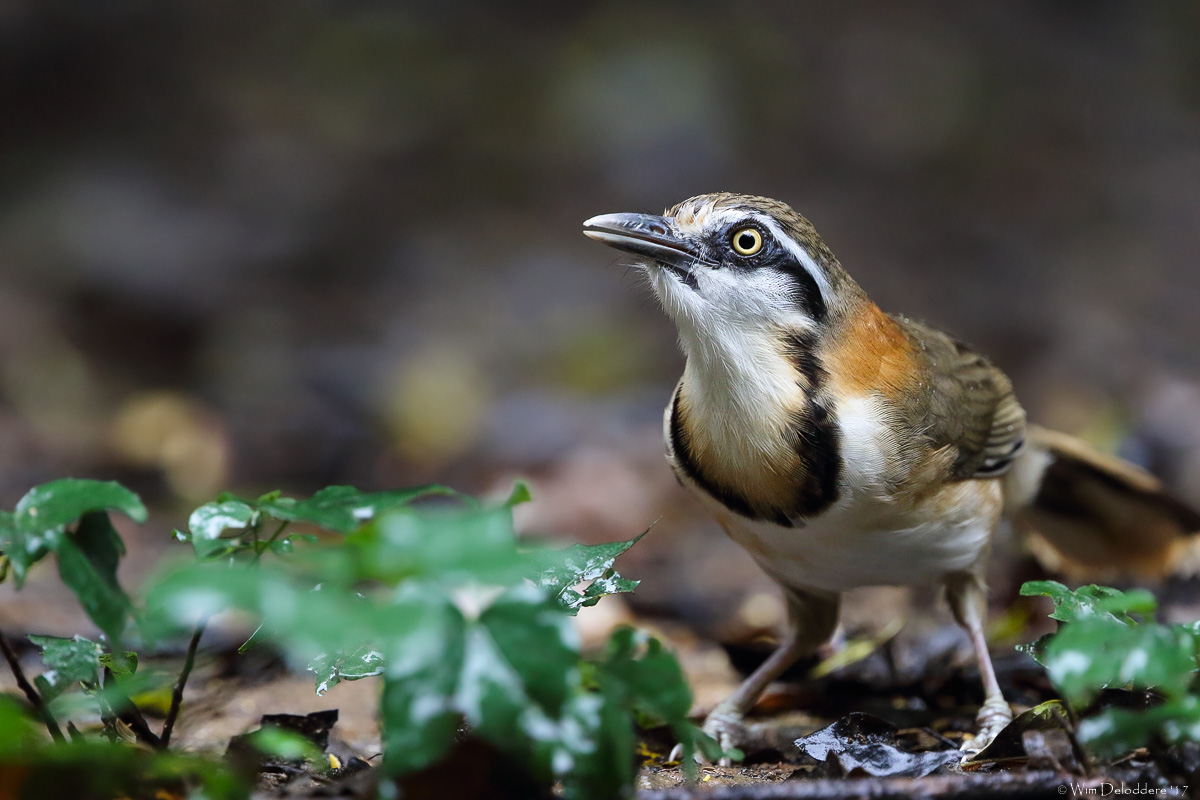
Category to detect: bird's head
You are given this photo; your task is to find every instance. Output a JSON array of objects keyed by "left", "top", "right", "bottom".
[{"left": 583, "top": 193, "right": 859, "bottom": 344}]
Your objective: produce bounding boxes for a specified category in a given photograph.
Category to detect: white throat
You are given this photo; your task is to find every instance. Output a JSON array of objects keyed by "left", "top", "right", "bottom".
[{"left": 675, "top": 317, "right": 809, "bottom": 467}]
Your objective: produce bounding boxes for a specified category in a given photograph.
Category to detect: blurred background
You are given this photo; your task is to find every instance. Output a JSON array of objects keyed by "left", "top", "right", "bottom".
[{"left": 3, "top": 1, "right": 1200, "bottom": 641}]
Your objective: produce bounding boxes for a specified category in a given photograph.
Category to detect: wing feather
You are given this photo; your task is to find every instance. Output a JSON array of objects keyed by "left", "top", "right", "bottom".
[{"left": 891, "top": 316, "right": 1026, "bottom": 481}]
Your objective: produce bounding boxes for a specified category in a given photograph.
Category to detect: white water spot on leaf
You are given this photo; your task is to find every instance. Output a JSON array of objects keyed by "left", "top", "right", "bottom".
[
  {"left": 410, "top": 692, "right": 448, "bottom": 725},
  {"left": 1047, "top": 649, "right": 1091, "bottom": 683},
  {"left": 1119, "top": 647, "right": 1150, "bottom": 682}
]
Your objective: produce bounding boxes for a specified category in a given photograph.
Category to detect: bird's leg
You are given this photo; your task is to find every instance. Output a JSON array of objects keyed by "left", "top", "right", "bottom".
[
  {"left": 685, "top": 588, "right": 840, "bottom": 765},
  {"left": 945, "top": 570, "right": 1012, "bottom": 757}
]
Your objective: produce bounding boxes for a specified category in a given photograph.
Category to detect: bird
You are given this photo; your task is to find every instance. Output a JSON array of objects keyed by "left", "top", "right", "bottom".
[{"left": 582, "top": 192, "right": 1200, "bottom": 760}]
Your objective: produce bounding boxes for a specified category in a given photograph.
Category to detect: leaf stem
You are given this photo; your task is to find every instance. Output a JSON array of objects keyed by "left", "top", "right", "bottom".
[
  {"left": 0, "top": 627, "right": 65, "bottom": 743},
  {"left": 160, "top": 617, "right": 207, "bottom": 748},
  {"left": 250, "top": 521, "right": 290, "bottom": 565}
]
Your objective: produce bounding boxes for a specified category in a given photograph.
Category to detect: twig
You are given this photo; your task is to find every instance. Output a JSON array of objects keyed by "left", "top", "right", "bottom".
[
  {"left": 0, "top": 626, "right": 64, "bottom": 743},
  {"left": 249, "top": 520, "right": 290, "bottom": 565},
  {"left": 160, "top": 618, "right": 207, "bottom": 748}
]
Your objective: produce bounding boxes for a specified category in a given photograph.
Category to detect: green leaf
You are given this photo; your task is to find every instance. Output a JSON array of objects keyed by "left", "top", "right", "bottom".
[
  {"left": 503, "top": 481, "right": 533, "bottom": 508},
  {"left": 0, "top": 728, "right": 244, "bottom": 798},
  {"left": 1020, "top": 580, "right": 1156, "bottom": 626},
  {"left": 29, "top": 635, "right": 102, "bottom": 701},
  {"left": 1078, "top": 696, "right": 1200, "bottom": 758},
  {"left": 479, "top": 586, "right": 578, "bottom": 716},
  {"left": 8, "top": 480, "right": 144, "bottom": 588},
  {"left": 455, "top": 584, "right": 580, "bottom": 746},
  {"left": 546, "top": 689, "right": 632, "bottom": 800},
  {"left": 308, "top": 644, "right": 386, "bottom": 694},
  {"left": 98, "top": 651, "right": 138, "bottom": 677},
  {"left": 188, "top": 500, "right": 255, "bottom": 558},
  {"left": 596, "top": 627, "right": 692, "bottom": 725},
  {"left": 46, "top": 667, "right": 170, "bottom": 723},
  {"left": 1041, "top": 616, "right": 1197, "bottom": 708},
  {"left": 378, "top": 594, "right": 466, "bottom": 775},
  {"left": 259, "top": 485, "right": 459, "bottom": 534},
  {"left": 347, "top": 506, "right": 525, "bottom": 586},
  {"left": 144, "top": 559, "right": 423, "bottom": 686},
  {"left": 588, "top": 626, "right": 729, "bottom": 770},
  {"left": 15, "top": 479, "right": 147, "bottom": 531},
  {"left": 0, "top": 694, "right": 43, "bottom": 751},
  {"left": 73, "top": 512, "right": 126, "bottom": 583},
  {"left": 238, "top": 621, "right": 275, "bottom": 655},
  {"left": 56, "top": 530, "right": 132, "bottom": 647},
  {"left": 246, "top": 726, "right": 326, "bottom": 765},
  {"left": 527, "top": 534, "right": 643, "bottom": 614}
]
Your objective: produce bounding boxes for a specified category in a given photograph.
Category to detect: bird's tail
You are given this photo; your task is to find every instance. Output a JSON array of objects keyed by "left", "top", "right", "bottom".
[{"left": 1003, "top": 425, "right": 1200, "bottom": 578}]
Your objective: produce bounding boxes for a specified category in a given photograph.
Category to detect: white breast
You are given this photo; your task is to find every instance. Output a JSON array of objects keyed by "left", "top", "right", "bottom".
[{"left": 713, "top": 492, "right": 998, "bottom": 593}]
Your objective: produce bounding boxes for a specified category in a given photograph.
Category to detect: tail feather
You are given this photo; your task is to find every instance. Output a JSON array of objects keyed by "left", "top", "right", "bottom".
[{"left": 1004, "top": 425, "right": 1200, "bottom": 578}]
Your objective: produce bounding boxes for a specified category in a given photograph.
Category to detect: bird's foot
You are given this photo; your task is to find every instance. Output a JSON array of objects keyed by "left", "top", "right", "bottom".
[
  {"left": 668, "top": 705, "right": 746, "bottom": 767},
  {"left": 959, "top": 699, "right": 1012, "bottom": 760}
]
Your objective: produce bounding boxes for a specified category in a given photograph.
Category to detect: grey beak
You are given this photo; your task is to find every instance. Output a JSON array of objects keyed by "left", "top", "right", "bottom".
[{"left": 582, "top": 212, "right": 700, "bottom": 270}]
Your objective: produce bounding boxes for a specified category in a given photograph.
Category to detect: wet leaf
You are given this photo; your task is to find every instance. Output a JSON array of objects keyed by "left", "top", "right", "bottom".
[
  {"left": 188, "top": 500, "right": 255, "bottom": 558},
  {"left": 528, "top": 534, "right": 643, "bottom": 614},
  {"left": 964, "top": 700, "right": 1075, "bottom": 765},
  {"left": 308, "top": 643, "right": 386, "bottom": 694},
  {"left": 794, "top": 713, "right": 960, "bottom": 777},
  {"left": 29, "top": 635, "right": 102, "bottom": 701},
  {"left": 258, "top": 484, "right": 459, "bottom": 534},
  {"left": 1021, "top": 580, "right": 1156, "bottom": 626},
  {"left": 139, "top": 482, "right": 663, "bottom": 800},
  {"left": 8, "top": 480, "right": 144, "bottom": 588},
  {"left": 379, "top": 595, "right": 466, "bottom": 775},
  {"left": 475, "top": 585, "right": 578, "bottom": 718},
  {"left": 1042, "top": 617, "right": 1196, "bottom": 707}
]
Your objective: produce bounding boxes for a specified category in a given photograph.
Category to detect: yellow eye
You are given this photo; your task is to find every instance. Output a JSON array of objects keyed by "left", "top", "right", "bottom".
[{"left": 731, "top": 227, "right": 763, "bottom": 256}]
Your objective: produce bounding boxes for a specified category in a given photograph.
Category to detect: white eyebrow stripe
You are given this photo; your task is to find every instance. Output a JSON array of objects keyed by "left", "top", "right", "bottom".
[{"left": 758, "top": 216, "right": 833, "bottom": 303}]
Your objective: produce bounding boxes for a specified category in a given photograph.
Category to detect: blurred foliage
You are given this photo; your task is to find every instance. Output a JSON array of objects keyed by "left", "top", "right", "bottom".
[
  {"left": 1021, "top": 580, "right": 1200, "bottom": 758},
  {"left": 0, "top": 693, "right": 244, "bottom": 800},
  {"left": 0, "top": 476, "right": 710, "bottom": 799},
  {"left": 2, "top": 2, "right": 1200, "bottom": 511}
]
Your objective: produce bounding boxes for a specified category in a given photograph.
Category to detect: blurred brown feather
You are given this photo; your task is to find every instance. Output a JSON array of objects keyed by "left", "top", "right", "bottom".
[{"left": 1007, "top": 425, "right": 1200, "bottom": 579}]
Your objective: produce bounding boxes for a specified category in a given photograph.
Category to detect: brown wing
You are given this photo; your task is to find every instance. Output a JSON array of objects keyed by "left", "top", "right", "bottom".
[
  {"left": 891, "top": 315, "right": 1026, "bottom": 480},
  {"left": 1011, "top": 425, "right": 1200, "bottom": 578}
]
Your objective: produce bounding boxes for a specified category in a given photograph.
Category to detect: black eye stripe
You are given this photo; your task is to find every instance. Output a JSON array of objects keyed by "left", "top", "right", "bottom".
[{"left": 729, "top": 224, "right": 829, "bottom": 322}]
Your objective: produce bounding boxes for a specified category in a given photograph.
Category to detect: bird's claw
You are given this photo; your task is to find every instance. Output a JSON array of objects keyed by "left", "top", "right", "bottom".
[
  {"left": 667, "top": 707, "right": 745, "bottom": 767},
  {"left": 959, "top": 699, "right": 1012, "bottom": 761}
]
